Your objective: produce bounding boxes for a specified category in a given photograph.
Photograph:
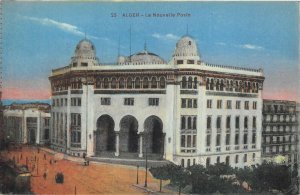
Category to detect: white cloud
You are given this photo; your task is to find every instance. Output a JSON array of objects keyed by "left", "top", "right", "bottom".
[
  {"left": 152, "top": 33, "right": 180, "bottom": 41},
  {"left": 23, "top": 16, "right": 99, "bottom": 40},
  {"left": 238, "top": 44, "right": 264, "bottom": 50},
  {"left": 216, "top": 42, "right": 226, "bottom": 46}
]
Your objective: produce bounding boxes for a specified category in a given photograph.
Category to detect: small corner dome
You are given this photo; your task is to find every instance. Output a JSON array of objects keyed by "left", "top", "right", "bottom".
[
  {"left": 173, "top": 35, "right": 200, "bottom": 58},
  {"left": 74, "top": 39, "right": 96, "bottom": 58}
]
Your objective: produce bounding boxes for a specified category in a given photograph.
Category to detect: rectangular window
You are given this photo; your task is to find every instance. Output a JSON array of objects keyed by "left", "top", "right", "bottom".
[
  {"left": 217, "top": 100, "right": 222, "bottom": 109},
  {"left": 188, "top": 99, "right": 193, "bottom": 108},
  {"left": 244, "top": 134, "right": 248, "bottom": 144},
  {"left": 235, "top": 116, "right": 240, "bottom": 129},
  {"left": 149, "top": 98, "right": 159, "bottom": 106},
  {"left": 252, "top": 116, "right": 257, "bottom": 129},
  {"left": 235, "top": 134, "right": 239, "bottom": 145},
  {"left": 252, "top": 133, "right": 256, "bottom": 144},
  {"left": 193, "top": 135, "right": 196, "bottom": 147},
  {"left": 253, "top": 101, "right": 257, "bottom": 110},
  {"left": 244, "top": 101, "right": 249, "bottom": 110},
  {"left": 52, "top": 99, "right": 55, "bottom": 107},
  {"left": 181, "top": 135, "right": 185, "bottom": 147},
  {"left": 207, "top": 116, "right": 212, "bottom": 129},
  {"left": 226, "top": 116, "right": 231, "bottom": 129},
  {"left": 187, "top": 60, "right": 194, "bottom": 64},
  {"left": 81, "top": 62, "right": 88, "bottom": 66},
  {"left": 124, "top": 98, "right": 134, "bottom": 106},
  {"left": 244, "top": 154, "right": 247, "bottom": 162},
  {"left": 187, "top": 135, "right": 191, "bottom": 147},
  {"left": 206, "top": 134, "right": 211, "bottom": 147},
  {"left": 177, "top": 60, "right": 184, "bottom": 64},
  {"left": 101, "top": 97, "right": 111, "bottom": 105},
  {"left": 227, "top": 100, "right": 232, "bottom": 109},
  {"left": 193, "top": 99, "right": 197, "bottom": 108},
  {"left": 226, "top": 134, "right": 230, "bottom": 145},
  {"left": 207, "top": 99, "right": 212, "bottom": 108},
  {"left": 181, "top": 99, "right": 186, "bottom": 108},
  {"left": 64, "top": 98, "right": 68, "bottom": 106},
  {"left": 236, "top": 101, "right": 241, "bottom": 109},
  {"left": 216, "top": 134, "right": 221, "bottom": 146},
  {"left": 71, "top": 98, "right": 81, "bottom": 106}
]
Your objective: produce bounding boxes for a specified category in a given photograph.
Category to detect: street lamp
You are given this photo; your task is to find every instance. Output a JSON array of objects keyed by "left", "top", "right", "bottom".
[
  {"left": 136, "top": 165, "right": 139, "bottom": 184},
  {"left": 144, "top": 133, "right": 148, "bottom": 188}
]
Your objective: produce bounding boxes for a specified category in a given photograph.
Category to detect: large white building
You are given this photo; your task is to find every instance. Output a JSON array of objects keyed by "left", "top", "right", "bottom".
[{"left": 49, "top": 34, "right": 264, "bottom": 168}]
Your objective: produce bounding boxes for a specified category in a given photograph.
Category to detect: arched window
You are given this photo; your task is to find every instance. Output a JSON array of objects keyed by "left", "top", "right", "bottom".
[
  {"left": 216, "top": 156, "right": 220, "bottom": 163},
  {"left": 235, "top": 81, "right": 239, "bottom": 92},
  {"left": 182, "top": 77, "right": 187, "bottom": 88},
  {"left": 181, "top": 116, "right": 186, "bottom": 130},
  {"left": 206, "top": 78, "right": 210, "bottom": 90},
  {"left": 193, "top": 117, "right": 197, "bottom": 129},
  {"left": 220, "top": 80, "right": 224, "bottom": 91},
  {"left": 230, "top": 80, "right": 233, "bottom": 91},
  {"left": 216, "top": 79, "right": 220, "bottom": 91},
  {"left": 151, "top": 77, "right": 157, "bottom": 88},
  {"left": 135, "top": 77, "right": 140, "bottom": 89},
  {"left": 119, "top": 77, "right": 125, "bottom": 89},
  {"left": 217, "top": 116, "right": 221, "bottom": 129},
  {"left": 96, "top": 79, "right": 101, "bottom": 88},
  {"left": 210, "top": 78, "right": 214, "bottom": 90},
  {"left": 111, "top": 78, "right": 117, "bottom": 89},
  {"left": 207, "top": 116, "right": 211, "bottom": 129},
  {"left": 143, "top": 77, "right": 149, "bottom": 88},
  {"left": 244, "top": 116, "right": 248, "bottom": 129},
  {"left": 159, "top": 77, "right": 166, "bottom": 88},
  {"left": 193, "top": 77, "right": 197, "bottom": 89},
  {"left": 188, "top": 77, "right": 193, "bottom": 89},
  {"left": 127, "top": 77, "right": 132, "bottom": 89},
  {"left": 188, "top": 117, "right": 192, "bottom": 129},
  {"left": 253, "top": 116, "right": 256, "bottom": 129},
  {"left": 103, "top": 78, "right": 109, "bottom": 89}
]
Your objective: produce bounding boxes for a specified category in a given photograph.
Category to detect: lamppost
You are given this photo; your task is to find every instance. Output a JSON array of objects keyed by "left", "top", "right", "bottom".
[
  {"left": 144, "top": 133, "right": 148, "bottom": 188},
  {"left": 136, "top": 165, "right": 139, "bottom": 184}
]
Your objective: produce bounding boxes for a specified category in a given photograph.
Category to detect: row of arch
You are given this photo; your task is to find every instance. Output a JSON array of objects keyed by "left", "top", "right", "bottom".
[
  {"left": 206, "top": 78, "right": 259, "bottom": 93},
  {"left": 95, "top": 76, "right": 166, "bottom": 89},
  {"left": 181, "top": 76, "right": 198, "bottom": 89},
  {"left": 264, "top": 114, "right": 296, "bottom": 122},
  {"left": 95, "top": 115, "right": 165, "bottom": 156}
]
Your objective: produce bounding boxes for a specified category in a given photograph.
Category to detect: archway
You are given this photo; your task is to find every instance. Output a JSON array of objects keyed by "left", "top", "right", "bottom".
[
  {"left": 119, "top": 115, "right": 139, "bottom": 153},
  {"left": 144, "top": 116, "right": 164, "bottom": 155},
  {"left": 96, "top": 115, "right": 115, "bottom": 155}
]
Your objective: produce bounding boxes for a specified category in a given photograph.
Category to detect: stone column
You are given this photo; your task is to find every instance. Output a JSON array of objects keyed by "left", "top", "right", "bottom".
[
  {"left": 115, "top": 132, "right": 120, "bottom": 157},
  {"left": 139, "top": 133, "right": 143, "bottom": 158}
]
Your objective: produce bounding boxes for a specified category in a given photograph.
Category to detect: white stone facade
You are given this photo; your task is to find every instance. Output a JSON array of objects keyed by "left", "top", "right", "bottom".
[
  {"left": 3, "top": 103, "right": 51, "bottom": 145},
  {"left": 49, "top": 35, "right": 264, "bottom": 168}
]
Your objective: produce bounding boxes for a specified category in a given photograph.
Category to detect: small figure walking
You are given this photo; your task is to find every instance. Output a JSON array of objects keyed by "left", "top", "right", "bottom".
[{"left": 43, "top": 172, "right": 47, "bottom": 180}]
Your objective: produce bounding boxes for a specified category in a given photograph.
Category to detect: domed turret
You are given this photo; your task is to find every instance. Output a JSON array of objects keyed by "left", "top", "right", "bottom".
[
  {"left": 71, "top": 39, "right": 100, "bottom": 67},
  {"left": 171, "top": 35, "right": 201, "bottom": 65}
]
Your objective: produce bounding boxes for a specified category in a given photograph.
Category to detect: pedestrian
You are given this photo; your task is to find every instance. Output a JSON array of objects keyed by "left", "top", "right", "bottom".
[
  {"left": 20, "top": 154, "right": 22, "bottom": 160},
  {"left": 44, "top": 153, "right": 46, "bottom": 160},
  {"left": 43, "top": 172, "right": 47, "bottom": 180}
]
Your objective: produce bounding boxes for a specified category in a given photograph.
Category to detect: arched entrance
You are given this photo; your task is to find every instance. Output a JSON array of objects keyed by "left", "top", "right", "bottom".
[
  {"left": 144, "top": 116, "right": 164, "bottom": 155},
  {"left": 96, "top": 115, "right": 115, "bottom": 155},
  {"left": 119, "top": 115, "right": 139, "bottom": 153}
]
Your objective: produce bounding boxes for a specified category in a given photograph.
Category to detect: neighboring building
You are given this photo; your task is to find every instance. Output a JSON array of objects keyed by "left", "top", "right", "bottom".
[
  {"left": 262, "top": 100, "right": 298, "bottom": 165},
  {"left": 49, "top": 35, "right": 264, "bottom": 168},
  {"left": 3, "top": 103, "right": 51, "bottom": 145}
]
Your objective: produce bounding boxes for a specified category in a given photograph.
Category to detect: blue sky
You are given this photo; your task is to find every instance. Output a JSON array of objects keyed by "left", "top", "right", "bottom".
[{"left": 2, "top": 1, "right": 299, "bottom": 101}]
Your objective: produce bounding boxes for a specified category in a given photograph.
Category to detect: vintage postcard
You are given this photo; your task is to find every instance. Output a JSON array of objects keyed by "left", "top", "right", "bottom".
[{"left": 0, "top": 1, "right": 299, "bottom": 194}]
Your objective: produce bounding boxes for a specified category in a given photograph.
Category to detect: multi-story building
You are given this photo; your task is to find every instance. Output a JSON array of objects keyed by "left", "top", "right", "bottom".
[
  {"left": 49, "top": 34, "right": 264, "bottom": 168},
  {"left": 3, "top": 103, "right": 51, "bottom": 145},
  {"left": 262, "top": 99, "right": 298, "bottom": 165}
]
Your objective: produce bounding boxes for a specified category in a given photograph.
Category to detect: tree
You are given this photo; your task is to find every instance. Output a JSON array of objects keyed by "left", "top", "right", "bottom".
[{"left": 149, "top": 165, "right": 170, "bottom": 192}]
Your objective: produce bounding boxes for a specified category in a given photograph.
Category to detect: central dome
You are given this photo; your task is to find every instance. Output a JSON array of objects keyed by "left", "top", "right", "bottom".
[{"left": 118, "top": 49, "right": 165, "bottom": 65}]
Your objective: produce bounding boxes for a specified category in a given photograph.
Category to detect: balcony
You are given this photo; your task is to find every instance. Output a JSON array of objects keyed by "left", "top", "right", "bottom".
[
  {"left": 243, "top": 145, "right": 248, "bottom": 149},
  {"left": 226, "top": 146, "right": 230, "bottom": 151},
  {"left": 206, "top": 147, "right": 211, "bottom": 152},
  {"left": 235, "top": 146, "right": 240, "bottom": 150},
  {"left": 216, "top": 146, "right": 221, "bottom": 152}
]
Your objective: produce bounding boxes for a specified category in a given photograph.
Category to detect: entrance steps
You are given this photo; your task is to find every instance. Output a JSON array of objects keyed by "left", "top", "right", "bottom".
[{"left": 88, "top": 154, "right": 170, "bottom": 168}]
